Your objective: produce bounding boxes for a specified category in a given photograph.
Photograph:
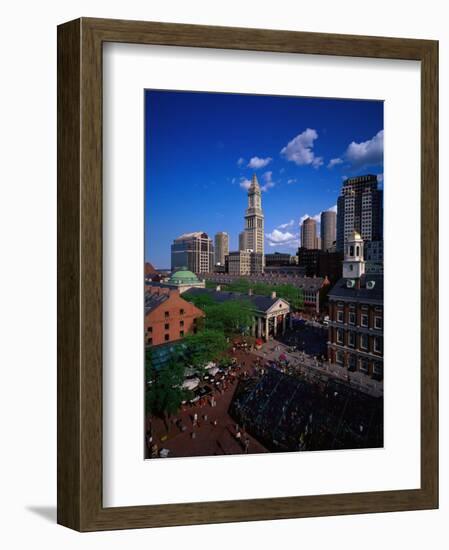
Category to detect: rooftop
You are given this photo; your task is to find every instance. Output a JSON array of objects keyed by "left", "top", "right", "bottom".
[
  {"left": 328, "top": 274, "right": 383, "bottom": 303},
  {"left": 144, "top": 292, "right": 169, "bottom": 315},
  {"left": 175, "top": 232, "right": 209, "bottom": 240},
  {"left": 169, "top": 269, "right": 200, "bottom": 284},
  {"left": 185, "top": 287, "right": 286, "bottom": 313}
]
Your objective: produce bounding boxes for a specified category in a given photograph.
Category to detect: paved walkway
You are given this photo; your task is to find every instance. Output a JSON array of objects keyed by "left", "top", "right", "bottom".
[{"left": 147, "top": 349, "right": 269, "bottom": 459}]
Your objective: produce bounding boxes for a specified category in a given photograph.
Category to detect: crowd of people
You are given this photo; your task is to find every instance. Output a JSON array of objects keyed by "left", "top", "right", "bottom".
[
  {"left": 146, "top": 353, "right": 257, "bottom": 458},
  {"left": 230, "top": 363, "right": 383, "bottom": 453}
]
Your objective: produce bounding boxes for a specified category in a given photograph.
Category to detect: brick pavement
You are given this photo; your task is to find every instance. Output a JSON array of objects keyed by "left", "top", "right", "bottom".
[{"left": 146, "top": 350, "right": 269, "bottom": 459}]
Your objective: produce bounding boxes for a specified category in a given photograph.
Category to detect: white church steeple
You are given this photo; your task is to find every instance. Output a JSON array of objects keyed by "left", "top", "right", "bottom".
[{"left": 343, "top": 230, "right": 365, "bottom": 279}]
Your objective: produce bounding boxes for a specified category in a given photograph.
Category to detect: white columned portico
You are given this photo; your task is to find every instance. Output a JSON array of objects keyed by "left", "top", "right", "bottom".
[{"left": 273, "top": 315, "right": 277, "bottom": 337}]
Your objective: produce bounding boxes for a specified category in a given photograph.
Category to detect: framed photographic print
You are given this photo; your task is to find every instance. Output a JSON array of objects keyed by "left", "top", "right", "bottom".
[{"left": 57, "top": 17, "right": 438, "bottom": 531}]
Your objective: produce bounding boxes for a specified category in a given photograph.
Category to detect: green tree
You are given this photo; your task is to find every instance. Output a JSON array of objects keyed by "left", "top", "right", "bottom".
[
  {"left": 145, "top": 354, "right": 189, "bottom": 418},
  {"left": 182, "top": 329, "right": 228, "bottom": 374},
  {"left": 206, "top": 299, "right": 255, "bottom": 336}
]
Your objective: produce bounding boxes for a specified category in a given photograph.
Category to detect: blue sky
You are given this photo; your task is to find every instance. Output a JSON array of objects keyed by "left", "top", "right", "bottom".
[{"left": 145, "top": 90, "right": 383, "bottom": 268}]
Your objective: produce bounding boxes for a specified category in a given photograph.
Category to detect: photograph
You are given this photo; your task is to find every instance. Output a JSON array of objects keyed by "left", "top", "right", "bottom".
[{"left": 143, "top": 89, "right": 384, "bottom": 459}]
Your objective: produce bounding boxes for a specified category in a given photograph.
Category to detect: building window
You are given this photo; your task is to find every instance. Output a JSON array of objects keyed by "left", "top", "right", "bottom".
[
  {"left": 374, "top": 316, "right": 382, "bottom": 330},
  {"left": 374, "top": 336, "right": 383, "bottom": 353},
  {"left": 348, "top": 332, "right": 355, "bottom": 347},
  {"left": 180, "top": 309, "right": 185, "bottom": 315},
  {"left": 348, "top": 354, "right": 357, "bottom": 370},
  {"left": 373, "top": 362, "right": 383, "bottom": 377},
  {"left": 164, "top": 323, "right": 169, "bottom": 330},
  {"left": 147, "top": 326, "right": 152, "bottom": 333},
  {"left": 349, "top": 312, "right": 355, "bottom": 325},
  {"left": 164, "top": 311, "right": 169, "bottom": 319},
  {"left": 361, "top": 314, "right": 368, "bottom": 327},
  {"left": 359, "top": 358, "right": 369, "bottom": 373},
  {"left": 164, "top": 334, "right": 170, "bottom": 342},
  {"left": 337, "top": 329, "right": 344, "bottom": 344},
  {"left": 180, "top": 320, "right": 184, "bottom": 327},
  {"left": 180, "top": 330, "right": 184, "bottom": 337},
  {"left": 336, "top": 351, "right": 344, "bottom": 364},
  {"left": 147, "top": 338, "right": 153, "bottom": 345},
  {"left": 337, "top": 310, "right": 344, "bottom": 323},
  {"left": 360, "top": 333, "right": 368, "bottom": 350}
]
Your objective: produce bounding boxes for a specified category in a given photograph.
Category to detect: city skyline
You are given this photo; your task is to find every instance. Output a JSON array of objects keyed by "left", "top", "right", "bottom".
[{"left": 145, "top": 90, "right": 383, "bottom": 268}]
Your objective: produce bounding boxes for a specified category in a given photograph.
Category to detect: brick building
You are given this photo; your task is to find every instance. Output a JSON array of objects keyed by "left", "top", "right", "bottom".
[
  {"left": 144, "top": 288, "right": 205, "bottom": 347},
  {"left": 327, "top": 231, "right": 383, "bottom": 379}
]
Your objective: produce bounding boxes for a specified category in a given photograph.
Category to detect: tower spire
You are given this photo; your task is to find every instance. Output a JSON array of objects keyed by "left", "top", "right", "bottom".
[{"left": 250, "top": 173, "right": 260, "bottom": 189}]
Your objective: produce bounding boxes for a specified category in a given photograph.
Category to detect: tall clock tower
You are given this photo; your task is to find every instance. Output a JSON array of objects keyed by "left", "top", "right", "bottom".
[{"left": 244, "top": 174, "right": 265, "bottom": 259}]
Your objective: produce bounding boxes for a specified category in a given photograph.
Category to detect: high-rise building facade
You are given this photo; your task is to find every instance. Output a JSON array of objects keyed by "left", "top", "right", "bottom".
[
  {"left": 238, "top": 231, "right": 247, "bottom": 251},
  {"left": 214, "top": 232, "right": 229, "bottom": 266},
  {"left": 171, "top": 232, "right": 214, "bottom": 274},
  {"left": 227, "top": 250, "right": 264, "bottom": 275},
  {"left": 301, "top": 217, "right": 317, "bottom": 249},
  {"left": 244, "top": 174, "right": 265, "bottom": 257},
  {"left": 320, "top": 210, "right": 337, "bottom": 252},
  {"left": 336, "top": 175, "right": 383, "bottom": 252}
]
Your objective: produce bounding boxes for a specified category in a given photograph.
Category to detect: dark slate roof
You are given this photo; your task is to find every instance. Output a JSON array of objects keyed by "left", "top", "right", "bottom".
[
  {"left": 185, "top": 288, "right": 285, "bottom": 313},
  {"left": 144, "top": 292, "right": 169, "bottom": 315},
  {"left": 328, "top": 274, "right": 383, "bottom": 304}
]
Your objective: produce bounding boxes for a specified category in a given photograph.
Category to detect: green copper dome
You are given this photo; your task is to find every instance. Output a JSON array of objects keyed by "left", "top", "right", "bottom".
[{"left": 169, "top": 269, "right": 199, "bottom": 285}]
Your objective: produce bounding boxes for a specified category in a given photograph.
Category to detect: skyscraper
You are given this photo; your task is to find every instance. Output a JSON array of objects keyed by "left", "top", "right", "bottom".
[
  {"left": 320, "top": 210, "right": 337, "bottom": 251},
  {"left": 214, "top": 232, "right": 229, "bottom": 266},
  {"left": 171, "top": 232, "right": 214, "bottom": 274},
  {"left": 238, "top": 231, "right": 248, "bottom": 251},
  {"left": 301, "top": 217, "right": 317, "bottom": 250},
  {"left": 244, "top": 174, "right": 265, "bottom": 257},
  {"left": 336, "top": 175, "right": 383, "bottom": 252}
]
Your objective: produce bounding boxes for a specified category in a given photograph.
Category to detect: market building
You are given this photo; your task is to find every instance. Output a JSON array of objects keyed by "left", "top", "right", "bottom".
[
  {"left": 145, "top": 269, "right": 206, "bottom": 295},
  {"left": 186, "top": 287, "right": 291, "bottom": 341}
]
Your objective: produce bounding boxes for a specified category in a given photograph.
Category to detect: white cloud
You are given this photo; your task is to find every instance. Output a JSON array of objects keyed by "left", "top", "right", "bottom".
[
  {"left": 327, "top": 157, "right": 343, "bottom": 169},
  {"left": 299, "top": 213, "right": 320, "bottom": 226},
  {"left": 265, "top": 229, "right": 299, "bottom": 248},
  {"left": 299, "top": 205, "right": 337, "bottom": 226},
  {"left": 247, "top": 156, "right": 272, "bottom": 169},
  {"left": 345, "top": 130, "right": 383, "bottom": 168},
  {"left": 287, "top": 178, "right": 298, "bottom": 185},
  {"left": 280, "top": 128, "right": 323, "bottom": 168},
  {"left": 239, "top": 177, "right": 252, "bottom": 190},
  {"left": 237, "top": 157, "right": 246, "bottom": 167},
  {"left": 277, "top": 219, "right": 295, "bottom": 229},
  {"left": 260, "top": 171, "right": 276, "bottom": 192}
]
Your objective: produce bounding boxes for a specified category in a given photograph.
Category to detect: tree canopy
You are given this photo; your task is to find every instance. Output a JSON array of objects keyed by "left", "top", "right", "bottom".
[
  {"left": 183, "top": 293, "right": 256, "bottom": 336},
  {"left": 145, "top": 348, "right": 190, "bottom": 417}
]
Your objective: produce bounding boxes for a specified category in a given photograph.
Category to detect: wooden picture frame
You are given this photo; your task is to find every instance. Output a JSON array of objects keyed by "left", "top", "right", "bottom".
[{"left": 57, "top": 17, "right": 438, "bottom": 531}]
